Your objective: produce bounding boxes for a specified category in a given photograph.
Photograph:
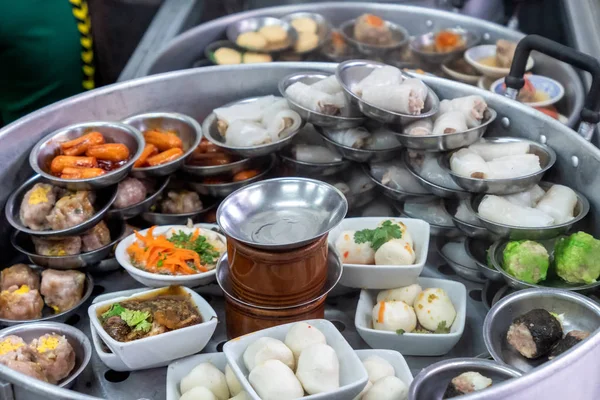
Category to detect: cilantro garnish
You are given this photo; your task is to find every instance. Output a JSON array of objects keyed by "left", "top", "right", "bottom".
[
  {"left": 168, "top": 231, "right": 221, "bottom": 265},
  {"left": 102, "top": 304, "right": 125, "bottom": 319},
  {"left": 354, "top": 220, "right": 403, "bottom": 251},
  {"left": 434, "top": 321, "right": 451, "bottom": 334},
  {"left": 396, "top": 329, "right": 405, "bottom": 335},
  {"left": 101, "top": 303, "right": 152, "bottom": 333}
]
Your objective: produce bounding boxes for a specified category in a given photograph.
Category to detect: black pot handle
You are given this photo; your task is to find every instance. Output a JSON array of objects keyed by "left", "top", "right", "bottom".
[{"left": 504, "top": 34, "right": 600, "bottom": 141}]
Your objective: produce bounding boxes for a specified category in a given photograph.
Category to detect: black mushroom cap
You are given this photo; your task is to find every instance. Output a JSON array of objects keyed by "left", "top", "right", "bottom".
[{"left": 509, "top": 309, "right": 563, "bottom": 359}]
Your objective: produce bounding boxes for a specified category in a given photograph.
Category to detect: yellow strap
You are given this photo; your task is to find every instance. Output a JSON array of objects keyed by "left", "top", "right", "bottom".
[
  {"left": 81, "top": 50, "right": 93, "bottom": 64},
  {"left": 80, "top": 36, "right": 93, "bottom": 50},
  {"left": 83, "top": 79, "right": 95, "bottom": 90},
  {"left": 77, "top": 19, "right": 91, "bottom": 35},
  {"left": 69, "top": 0, "right": 82, "bottom": 6},
  {"left": 72, "top": 2, "right": 88, "bottom": 20},
  {"left": 83, "top": 65, "right": 95, "bottom": 76}
]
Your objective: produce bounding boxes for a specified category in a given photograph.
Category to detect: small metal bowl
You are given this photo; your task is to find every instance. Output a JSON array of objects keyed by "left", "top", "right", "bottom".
[
  {"left": 183, "top": 155, "right": 256, "bottom": 178},
  {"left": 217, "top": 177, "right": 348, "bottom": 250},
  {"left": 280, "top": 12, "right": 331, "bottom": 54},
  {"left": 0, "top": 322, "right": 92, "bottom": 388},
  {"left": 187, "top": 154, "right": 276, "bottom": 197},
  {"left": 403, "top": 151, "right": 470, "bottom": 199},
  {"left": 339, "top": 19, "right": 409, "bottom": 57},
  {"left": 394, "top": 108, "right": 497, "bottom": 152},
  {"left": 278, "top": 72, "right": 365, "bottom": 129},
  {"left": 123, "top": 112, "right": 203, "bottom": 178},
  {"left": 483, "top": 288, "right": 600, "bottom": 372},
  {"left": 141, "top": 198, "right": 218, "bottom": 226},
  {"left": 408, "top": 358, "right": 522, "bottom": 400},
  {"left": 336, "top": 60, "right": 440, "bottom": 126},
  {"left": 279, "top": 150, "right": 351, "bottom": 178},
  {"left": 107, "top": 175, "right": 171, "bottom": 220},
  {"left": 441, "top": 58, "right": 482, "bottom": 85},
  {"left": 464, "top": 236, "right": 503, "bottom": 282},
  {"left": 488, "top": 238, "right": 600, "bottom": 293},
  {"left": 443, "top": 197, "right": 496, "bottom": 239},
  {"left": 204, "top": 40, "right": 243, "bottom": 65},
  {"left": 320, "top": 30, "right": 360, "bottom": 62},
  {"left": 29, "top": 121, "right": 144, "bottom": 190},
  {"left": 394, "top": 200, "right": 461, "bottom": 238},
  {"left": 5, "top": 174, "right": 118, "bottom": 237},
  {"left": 469, "top": 182, "right": 590, "bottom": 240},
  {"left": 202, "top": 97, "right": 304, "bottom": 158},
  {"left": 440, "top": 137, "right": 557, "bottom": 194},
  {"left": 226, "top": 17, "right": 298, "bottom": 53},
  {"left": 0, "top": 269, "right": 93, "bottom": 327},
  {"left": 11, "top": 217, "right": 126, "bottom": 270},
  {"left": 315, "top": 125, "right": 401, "bottom": 163},
  {"left": 363, "top": 163, "right": 435, "bottom": 202},
  {"left": 409, "top": 28, "right": 481, "bottom": 66},
  {"left": 436, "top": 236, "right": 486, "bottom": 283}
]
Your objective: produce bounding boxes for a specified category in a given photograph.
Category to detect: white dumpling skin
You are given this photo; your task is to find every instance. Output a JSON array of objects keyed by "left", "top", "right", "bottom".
[
  {"left": 414, "top": 288, "right": 456, "bottom": 332},
  {"left": 296, "top": 343, "right": 340, "bottom": 395},
  {"left": 284, "top": 322, "right": 327, "bottom": 360},
  {"left": 372, "top": 301, "right": 417, "bottom": 333},
  {"left": 180, "top": 386, "right": 218, "bottom": 400},
  {"left": 229, "top": 391, "right": 250, "bottom": 400},
  {"left": 180, "top": 363, "right": 229, "bottom": 400},
  {"left": 353, "top": 381, "right": 373, "bottom": 400},
  {"left": 362, "top": 355, "right": 395, "bottom": 383},
  {"left": 335, "top": 230, "right": 376, "bottom": 264},
  {"left": 534, "top": 184, "right": 577, "bottom": 224},
  {"left": 249, "top": 359, "right": 304, "bottom": 400},
  {"left": 225, "top": 364, "right": 242, "bottom": 397},
  {"left": 363, "top": 376, "right": 409, "bottom": 400},
  {"left": 377, "top": 284, "right": 422, "bottom": 306},
  {"left": 243, "top": 337, "right": 295, "bottom": 372},
  {"left": 374, "top": 239, "right": 416, "bottom": 265}
]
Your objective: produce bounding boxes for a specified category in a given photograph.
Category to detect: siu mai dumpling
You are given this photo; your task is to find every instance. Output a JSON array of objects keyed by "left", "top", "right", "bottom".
[
  {"left": 284, "top": 322, "right": 327, "bottom": 360},
  {"left": 243, "top": 337, "right": 295, "bottom": 372},
  {"left": 335, "top": 230, "right": 375, "bottom": 264},
  {"left": 295, "top": 343, "right": 340, "bottom": 394},
  {"left": 353, "top": 14, "right": 393, "bottom": 46},
  {"left": 249, "top": 359, "right": 304, "bottom": 400},
  {"left": 374, "top": 239, "right": 415, "bottom": 265}
]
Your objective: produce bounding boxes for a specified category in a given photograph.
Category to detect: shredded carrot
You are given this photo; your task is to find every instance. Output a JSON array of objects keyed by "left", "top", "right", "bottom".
[{"left": 378, "top": 301, "right": 386, "bottom": 323}]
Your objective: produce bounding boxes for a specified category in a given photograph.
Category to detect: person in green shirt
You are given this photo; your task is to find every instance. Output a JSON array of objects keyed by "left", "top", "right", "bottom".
[{"left": 0, "top": 0, "right": 94, "bottom": 125}]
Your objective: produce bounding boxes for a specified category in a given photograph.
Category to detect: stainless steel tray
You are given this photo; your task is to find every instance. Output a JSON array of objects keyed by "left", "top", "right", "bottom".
[{"left": 145, "top": 2, "right": 585, "bottom": 128}]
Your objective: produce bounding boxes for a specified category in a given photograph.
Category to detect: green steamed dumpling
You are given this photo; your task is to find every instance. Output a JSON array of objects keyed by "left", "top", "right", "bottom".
[
  {"left": 502, "top": 240, "right": 549, "bottom": 284},
  {"left": 554, "top": 232, "right": 600, "bottom": 284}
]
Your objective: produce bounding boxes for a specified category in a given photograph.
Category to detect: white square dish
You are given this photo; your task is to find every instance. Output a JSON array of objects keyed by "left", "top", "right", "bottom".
[
  {"left": 166, "top": 352, "right": 228, "bottom": 400},
  {"left": 355, "top": 349, "right": 414, "bottom": 387},
  {"left": 328, "top": 217, "right": 430, "bottom": 289},
  {"left": 223, "top": 319, "right": 369, "bottom": 400},
  {"left": 355, "top": 277, "right": 466, "bottom": 356},
  {"left": 88, "top": 286, "right": 218, "bottom": 370}
]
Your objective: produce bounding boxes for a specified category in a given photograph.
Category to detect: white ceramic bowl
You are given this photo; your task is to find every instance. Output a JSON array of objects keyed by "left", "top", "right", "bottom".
[
  {"left": 355, "top": 349, "right": 414, "bottom": 387},
  {"left": 464, "top": 44, "right": 534, "bottom": 79},
  {"left": 166, "top": 352, "right": 228, "bottom": 400},
  {"left": 115, "top": 224, "right": 226, "bottom": 288},
  {"left": 88, "top": 286, "right": 218, "bottom": 370},
  {"left": 223, "top": 319, "right": 369, "bottom": 400},
  {"left": 328, "top": 217, "right": 430, "bottom": 289},
  {"left": 355, "top": 277, "right": 467, "bottom": 356},
  {"left": 490, "top": 74, "right": 565, "bottom": 107}
]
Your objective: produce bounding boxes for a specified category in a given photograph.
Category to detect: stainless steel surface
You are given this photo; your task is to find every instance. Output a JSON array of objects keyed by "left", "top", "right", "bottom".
[
  {"left": 0, "top": 271, "right": 93, "bottom": 327},
  {"left": 279, "top": 152, "right": 351, "bottom": 177},
  {"left": 141, "top": 200, "right": 217, "bottom": 226},
  {"left": 11, "top": 218, "right": 125, "bottom": 270},
  {"left": 216, "top": 177, "right": 347, "bottom": 250},
  {"left": 470, "top": 182, "right": 590, "bottom": 240},
  {"left": 107, "top": 175, "right": 171, "bottom": 220},
  {"left": 226, "top": 17, "right": 298, "bottom": 53},
  {"left": 364, "top": 163, "right": 436, "bottom": 202},
  {"left": 29, "top": 122, "right": 144, "bottom": 190},
  {"left": 202, "top": 97, "right": 304, "bottom": 157},
  {"left": 395, "top": 108, "right": 497, "bottom": 152},
  {"left": 483, "top": 288, "right": 600, "bottom": 372},
  {"left": 408, "top": 358, "right": 522, "bottom": 400},
  {"left": 441, "top": 138, "right": 557, "bottom": 194},
  {"left": 464, "top": 237, "right": 502, "bottom": 282},
  {"left": 182, "top": 155, "right": 256, "bottom": 178},
  {"left": 339, "top": 18, "right": 409, "bottom": 58},
  {"left": 410, "top": 28, "right": 481, "bottom": 66},
  {"left": 443, "top": 198, "right": 496, "bottom": 240},
  {"left": 0, "top": 322, "right": 92, "bottom": 389},
  {"left": 187, "top": 154, "right": 276, "bottom": 197},
  {"left": 404, "top": 151, "right": 470, "bottom": 199},
  {"left": 5, "top": 175, "right": 118, "bottom": 238},
  {"left": 316, "top": 125, "right": 400, "bottom": 163},
  {"left": 280, "top": 12, "right": 331, "bottom": 55},
  {"left": 436, "top": 236, "right": 486, "bottom": 283},
  {"left": 336, "top": 60, "right": 440, "bottom": 126},
  {"left": 123, "top": 112, "right": 203, "bottom": 178},
  {"left": 278, "top": 72, "right": 365, "bottom": 128},
  {"left": 488, "top": 238, "right": 600, "bottom": 293}
]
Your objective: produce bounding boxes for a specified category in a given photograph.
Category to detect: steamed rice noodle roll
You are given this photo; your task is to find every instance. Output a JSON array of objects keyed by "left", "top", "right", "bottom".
[
  {"left": 432, "top": 111, "right": 468, "bottom": 135},
  {"left": 401, "top": 78, "right": 428, "bottom": 102},
  {"left": 310, "top": 75, "right": 343, "bottom": 94},
  {"left": 263, "top": 109, "right": 302, "bottom": 141},
  {"left": 377, "top": 283, "right": 422, "bottom": 306},
  {"left": 419, "top": 153, "right": 463, "bottom": 190},
  {"left": 361, "top": 355, "right": 395, "bottom": 383},
  {"left": 403, "top": 118, "right": 433, "bottom": 136},
  {"left": 366, "top": 126, "right": 401, "bottom": 149},
  {"left": 502, "top": 184, "right": 545, "bottom": 207},
  {"left": 468, "top": 140, "right": 529, "bottom": 161},
  {"left": 363, "top": 376, "right": 409, "bottom": 400},
  {"left": 454, "top": 199, "right": 482, "bottom": 225},
  {"left": 374, "top": 238, "right": 415, "bottom": 265},
  {"left": 326, "top": 127, "right": 371, "bottom": 148},
  {"left": 295, "top": 343, "right": 340, "bottom": 394},
  {"left": 335, "top": 230, "right": 375, "bottom": 264},
  {"left": 225, "top": 121, "right": 271, "bottom": 147},
  {"left": 292, "top": 144, "right": 342, "bottom": 163},
  {"left": 285, "top": 82, "right": 345, "bottom": 115},
  {"left": 381, "top": 220, "right": 413, "bottom": 248},
  {"left": 478, "top": 195, "right": 554, "bottom": 227},
  {"left": 214, "top": 95, "right": 278, "bottom": 134},
  {"left": 248, "top": 359, "right": 304, "bottom": 400},
  {"left": 180, "top": 362, "right": 229, "bottom": 400},
  {"left": 348, "top": 167, "right": 376, "bottom": 194},
  {"left": 486, "top": 154, "right": 541, "bottom": 179},
  {"left": 414, "top": 288, "right": 456, "bottom": 331},
  {"left": 534, "top": 184, "right": 577, "bottom": 224},
  {"left": 439, "top": 95, "right": 487, "bottom": 128},
  {"left": 372, "top": 300, "right": 417, "bottom": 332},
  {"left": 378, "top": 164, "right": 429, "bottom": 194},
  {"left": 284, "top": 322, "right": 327, "bottom": 360},
  {"left": 333, "top": 182, "right": 350, "bottom": 195},
  {"left": 243, "top": 337, "right": 295, "bottom": 372},
  {"left": 362, "top": 84, "right": 424, "bottom": 115},
  {"left": 352, "top": 66, "right": 403, "bottom": 96},
  {"left": 450, "top": 148, "right": 490, "bottom": 179}
]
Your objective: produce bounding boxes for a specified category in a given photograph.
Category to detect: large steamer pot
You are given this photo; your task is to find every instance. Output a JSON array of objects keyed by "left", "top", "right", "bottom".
[
  {"left": 0, "top": 63, "right": 599, "bottom": 399},
  {"left": 146, "top": 2, "right": 585, "bottom": 128}
]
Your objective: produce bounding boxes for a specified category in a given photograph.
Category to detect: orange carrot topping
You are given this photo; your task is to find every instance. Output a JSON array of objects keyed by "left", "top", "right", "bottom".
[
  {"left": 365, "top": 14, "right": 384, "bottom": 27},
  {"left": 378, "top": 301, "right": 386, "bottom": 323}
]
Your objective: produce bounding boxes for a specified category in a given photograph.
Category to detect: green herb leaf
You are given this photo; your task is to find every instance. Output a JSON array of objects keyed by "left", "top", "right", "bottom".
[
  {"left": 396, "top": 329, "right": 405, "bottom": 335},
  {"left": 102, "top": 304, "right": 125, "bottom": 320},
  {"left": 168, "top": 230, "right": 221, "bottom": 265},
  {"left": 434, "top": 321, "right": 451, "bottom": 334},
  {"left": 135, "top": 319, "right": 152, "bottom": 333},
  {"left": 120, "top": 309, "right": 151, "bottom": 329},
  {"left": 353, "top": 220, "right": 402, "bottom": 251}
]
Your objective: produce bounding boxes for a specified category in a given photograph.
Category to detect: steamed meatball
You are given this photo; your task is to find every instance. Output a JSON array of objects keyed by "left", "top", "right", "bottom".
[
  {"left": 32, "top": 236, "right": 82, "bottom": 256},
  {"left": 113, "top": 177, "right": 148, "bottom": 209},
  {"left": 29, "top": 334, "right": 76, "bottom": 384},
  {"left": 40, "top": 270, "right": 86, "bottom": 313},
  {"left": 161, "top": 190, "right": 203, "bottom": 214},
  {"left": 46, "top": 191, "right": 95, "bottom": 230},
  {"left": 413, "top": 288, "right": 456, "bottom": 332},
  {"left": 1, "top": 264, "right": 40, "bottom": 291},
  {"left": 80, "top": 221, "right": 111, "bottom": 252},
  {"left": 0, "top": 286, "right": 44, "bottom": 320},
  {"left": 0, "top": 335, "right": 31, "bottom": 363},
  {"left": 372, "top": 300, "right": 417, "bottom": 333},
  {"left": 3, "top": 360, "right": 48, "bottom": 382},
  {"left": 19, "top": 183, "right": 59, "bottom": 231}
]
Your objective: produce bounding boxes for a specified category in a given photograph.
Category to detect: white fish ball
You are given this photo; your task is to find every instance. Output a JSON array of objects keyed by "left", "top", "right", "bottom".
[
  {"left": 180, "top": 386, "right": 218, "bottom": 400},
  {"left": 363, "top": 376, "right": 409, "bottom": 400},
  {"left": 362, "top": 355, "right": 395, "bottom": 383},
  {"left": 243, "top": 337, "right": 295, "bottom": 372},
  {"left": 225, "top": 364, "right": 242, "bottom": 396},
  {"left": 380, "top": 220, "right": 414, "bottom": 248},
  {"left": 284, "top": 322, "right": 327, "bottom": 360},
  {"left": 249, "top": 359, "right": 304, "bottom": 400},
  {"left": 180, "top": 363, "right": 229, "bottom": 400},
  {"left": 414, "top": 288, "right": 456, "bottom": 332},
  {"left": 296, "top": 343, "right": 340, "bottom": 394},
  {"left": 335, "top": 230, "right": 376, "bottom": 264},
  {"left": 377, "top": 284, "right": 423, "bottom": 306},
  {"left": 229, "top": 391, "right": 250, "bottom": 400},
  {"left": 372, "top": 301, "right": 417, "bottom": 333},
  {"left": 374, "top": 239, "right": 416, "bottom": 265}
]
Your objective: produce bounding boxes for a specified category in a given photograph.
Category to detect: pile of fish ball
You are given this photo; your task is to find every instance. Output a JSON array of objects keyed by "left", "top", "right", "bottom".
[
  {"left": 355, "top": 356, "right": 409, "bottom": 400},
  {"left": 179, "top": 361, "right": 248, "bottom": 400}
]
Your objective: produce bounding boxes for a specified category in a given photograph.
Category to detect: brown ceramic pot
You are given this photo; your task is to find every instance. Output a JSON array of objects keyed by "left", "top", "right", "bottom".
[{"left": 227, "top": 234, "right": 328, "bottom": 307}]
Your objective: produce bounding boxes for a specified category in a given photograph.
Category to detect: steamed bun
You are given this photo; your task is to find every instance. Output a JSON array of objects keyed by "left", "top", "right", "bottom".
[
  {"left": 180, "top": 386, "right": 218, "bottom": 400},
  {"left": 249, "top": 359, "right": 304, "bottom": 400},
  {"left": 372, "top": 300, "right": 417, "bottom": 333},
  {"left": 243, "top": 337, "right": 295, "bottom": 372},
  {"left": 335, "top": 230, "right": 375, "bottom": 264},
  {"left": 362, "top": 355, "right": 395, "bottom": 383},
  {"left": 225, "top": 364, "right": 242, "bottom": 396},
  {"left": 284, "top": 322, "right": 327, "bottom": 360},
  {"left": 377, "top": 284, "right": 422, "bottom": 306},
  {"left": 295, "top": 343, "right": 340, "bottom": 394},
  {"left": 414, "top": 288, "right": 456, "bottom": 332},
  {"left": 374, "top": 239, "right": 416, "bottom": 265},
  {"left": 180, "top": 363, "right": 229, "bottom": 400},
  {"left": 363, "top": 376, "right": 409, "bottom": 400}
]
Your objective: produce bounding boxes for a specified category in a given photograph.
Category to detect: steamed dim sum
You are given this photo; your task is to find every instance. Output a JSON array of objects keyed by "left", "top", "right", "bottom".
[
  {"left": 478, "top": 195, "right": 554, "bottom": 227},
  {"left": 404, "top": 199, "right": 454, "bottom": 226},
  {"left": 225, "top": 121, "right": 271, "bottom": 147},
  {"left": 450, "top": 149, "right": 490, "bottom": 179},
  {"left": 263, "top": 109, "right": 303, "bottom": 141},
  {"left": 295, "top": 343, "right": 340, "bottom": 394},
  {"left": 348, "top": 167, "right": 376, "bottom": 194},
  {"left": 248, "top": 359, "right": 304, "bottom": 400},
  {"left": 402, "top": 118, "right": 433, "bottom": 136},
  {"left": 454, "top": 199, "right": 482, "bottom": 226},
  {"left": 502, "top": 184, "right": 546, "bottom": 207},
  {"left": 366, "top": 126, "right": 401, "bottom": 150},
  {"left": 363, "top": 376, "right": 409, "bottom": 400},
  {"left": 214, "top": 95, "right": 277, "bottom": 127},
  {"left": 285, "top": 81, "right": 345, "bottom": 115},
  {"left": 309, "top": 75, "right": 343, "bottom": 94},
  {"left": 401, "top": 78, "right": 428, "bottom": 102},
  {"left": 373, "top": 163, "right": 429, "bottom": 194},
  {"left": 486, "top": 154, "right": 541, "bottom": 179},
  {"left": 292, "top": 144, "right": 342, "bottom": 163},
  {"left": 438, "top": 95, "right": 487, "bottom": 128},
  {"left": 374, "top": 238, "right": 415, "bottom": 265},
  {"left": 362, "top": 84, "right": 424, "bottom": 115},
  {"left": 535, "top": 184, "right": 577, "bottom": 224},
  {"left": 335, "top": 230, "right": 376, "bottom": 264},
  {"left": 372, "top": 300, "right": 417, "bottom": 332},
  {"left": 325, "top": 127, "right": 371, "bottom": 148},
  {"left": 352, "top": 66, "right": 403, "bottom": 95},
  {"left": 284, "top": 322, "right": 326, "bottom": 360},
  {"left": 418, "top": 153, "right": 463, "bottom": 190},
  {"left": 432, "top": 111, "right": 468, "bottom": 135},
  {"left": 468, "top": 141, "right": 530, "bottom": 161},
  {"left": 243, "top": 337, "right": 295, "bottom": 372}
]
